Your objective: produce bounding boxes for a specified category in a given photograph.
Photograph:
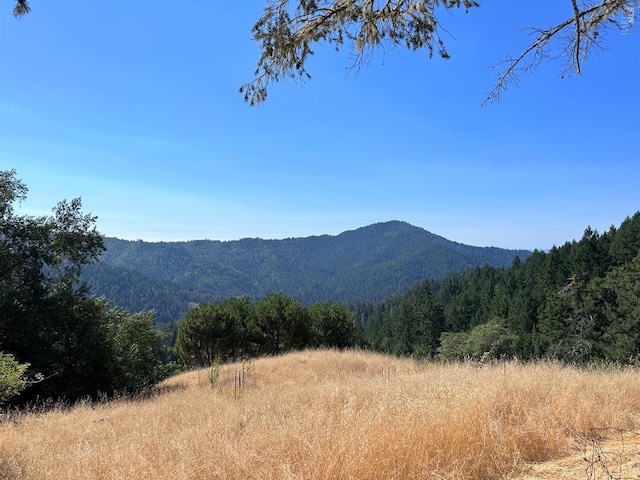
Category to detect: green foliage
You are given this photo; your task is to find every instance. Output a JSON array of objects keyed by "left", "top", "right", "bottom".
[
  {"left": 466, "top": 318, "right": 518, "bottom": 360},
  {"left": 175, "top": 297, "right": 256, "bottom": 368},
  {"left": 81, "top": 261, "right": 202, "bottom": 326},
  {"left": 105, "top": 305, "right": 175, "bottom": 393},
  {"left": 0, "top": 352, "right": 30, "bottom": 402},
  {"left": 5, "top": 166, "right": 637, "bottom": 373},
  {"left": 436, "top": 330, "right": 471, "bottom": 361},
  {"left": 175, "top": 304, "right": 232, "bottom": 368},
  {"left": 253, "top": 293, "right": 311, "bottom": 355},
  {"left": 175, "top": 295, "right": 357, "bottom": 367},
  {"left": 436, "top": 318, "right": 517, "bottom": 361},
  {"left": 609, "top": 214, "right": 640, "bottom": 266},
  {"left": 309, "top": 302, "right": 357, "bottom": 349},
  {"left": 582, "top": 253, "right": 640, "bottom": 362},
  {"left": 357, "top": 282, "right": 446, "bottom": 358},
  {"left": 0, "top": 170, "right": 172, "bottom": 404},
  {"left": 1, "top": 169, "right": 106, "bottom": 401}
]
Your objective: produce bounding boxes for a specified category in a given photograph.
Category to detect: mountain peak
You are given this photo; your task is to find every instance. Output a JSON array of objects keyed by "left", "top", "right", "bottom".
[{"left": 88, "top": 224, "right": 531, "bottom": 322}]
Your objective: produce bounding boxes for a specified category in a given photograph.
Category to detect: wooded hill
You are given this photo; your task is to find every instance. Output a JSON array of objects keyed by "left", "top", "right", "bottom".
[
  {"left": 81, "top": 221, "right": 531, "bottom": 322},
  {"left": 357, "top": 212, "right": 640, "bottom": 363}
]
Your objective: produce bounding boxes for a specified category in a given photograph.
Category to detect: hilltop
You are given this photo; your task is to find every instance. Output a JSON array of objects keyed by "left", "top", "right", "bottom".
[
  {"left": 2, "top": 350, "right": 638, "bottom": 479},
  {"left": 82, "top": 220, "right": 530, "bottom": 322}
]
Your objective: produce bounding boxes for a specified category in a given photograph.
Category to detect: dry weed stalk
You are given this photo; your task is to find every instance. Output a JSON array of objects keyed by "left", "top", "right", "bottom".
[{"left": 577, "top": 427, "right": 640, "bottom": 480}]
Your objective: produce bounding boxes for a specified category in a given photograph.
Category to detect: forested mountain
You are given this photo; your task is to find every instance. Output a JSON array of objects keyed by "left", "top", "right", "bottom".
[
  {"left": 81, "top": 221, "right": 531, "bottom": 323},
  {"left": 358, "top": 212, "right": 640, "bottom": 363}
]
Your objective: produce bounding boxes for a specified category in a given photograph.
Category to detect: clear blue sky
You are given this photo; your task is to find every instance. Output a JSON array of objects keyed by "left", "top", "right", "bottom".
[{"left": 1, "top": 1, "right": 638, "bottom": 250}]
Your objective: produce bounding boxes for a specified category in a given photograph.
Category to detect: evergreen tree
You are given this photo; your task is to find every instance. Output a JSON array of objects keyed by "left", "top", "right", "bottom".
[
  {"left": 609, "top": 213, "right": 640, "bottom": 266},
  {"left": 175, "top": 303, "right": 234, "bottom": 368},
  {"left": 584, "top": 253, "right": 640, "bottom": 361},
  {"left": 235, "top": 0, "right": 633, "bottom": 105},
  {"left": 254, "top": 293, "right": 312, "bottom": 355},
  {"left": 404, "top": 282, "right": 445, "bottom": 357},
  {"left": 357, "top": 211, "right": 640, "bottom": 364}
]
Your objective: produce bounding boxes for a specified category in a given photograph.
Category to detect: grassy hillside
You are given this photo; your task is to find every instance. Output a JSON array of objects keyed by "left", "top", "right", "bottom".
[{"left": 2, "top": 350, "right": 639, "bottom": 479}]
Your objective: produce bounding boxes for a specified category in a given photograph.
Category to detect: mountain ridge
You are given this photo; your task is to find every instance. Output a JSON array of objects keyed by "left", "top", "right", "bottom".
[
  {"left": 113, "top": 220, "right": 512, "bottom": 248},
  {"left": 82, "top": 220, "right": 532, "bottom": 322}
]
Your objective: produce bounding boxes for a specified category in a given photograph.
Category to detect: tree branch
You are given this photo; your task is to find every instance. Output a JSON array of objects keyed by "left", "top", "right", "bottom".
[
  {"left": 482, "top": 0, "right": 631, "bottom": 105},
  {"left": 13, "top": 0, "right": 29, "bottom": 17},
  {"left": 571, "top": 0, "right": 583, "bottom": 75}
]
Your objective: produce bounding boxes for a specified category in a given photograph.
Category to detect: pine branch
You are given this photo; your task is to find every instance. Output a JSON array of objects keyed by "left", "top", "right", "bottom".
[{"left": 482, "top": 0, "right": 631, "bottom": 106}]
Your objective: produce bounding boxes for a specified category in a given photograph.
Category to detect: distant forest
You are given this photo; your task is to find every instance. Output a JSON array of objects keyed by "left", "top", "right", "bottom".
[
  {"left": 357, "top": 212, "right": 640, "bottom": 363},
  {"left": 82, "top": 221, "right": 531, "bottom": 323}
]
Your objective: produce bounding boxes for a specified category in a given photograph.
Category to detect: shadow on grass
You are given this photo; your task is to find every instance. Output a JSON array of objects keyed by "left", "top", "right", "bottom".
[
  {"left": 131, "top": 381, "right": 187, "bottom": 402},
  {"left": 1, "top": 382, "right": 188, "bottom": 422}
]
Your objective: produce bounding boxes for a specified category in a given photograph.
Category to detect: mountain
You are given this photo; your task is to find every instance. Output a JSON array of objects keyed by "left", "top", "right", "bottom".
[{"left": 81, "top": 221, "right": 531, "bottom": 322}]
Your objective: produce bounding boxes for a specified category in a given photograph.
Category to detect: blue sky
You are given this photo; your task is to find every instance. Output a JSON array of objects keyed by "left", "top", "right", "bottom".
[{"left": 1, "top": 1, "right": 638, "bottom": 250}]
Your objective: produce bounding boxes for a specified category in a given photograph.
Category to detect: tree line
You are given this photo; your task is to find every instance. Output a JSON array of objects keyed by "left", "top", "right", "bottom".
[
  {"left": 357, "top": 212, "right": 640, "bottom": 363},
  {"left": 175, "top": 294, "right": 357, "bottom": 368}
]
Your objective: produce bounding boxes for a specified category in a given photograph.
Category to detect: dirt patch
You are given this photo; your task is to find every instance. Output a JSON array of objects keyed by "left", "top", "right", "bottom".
[{"left": 514, "top": 430, "right": 640, "bottom": 480}]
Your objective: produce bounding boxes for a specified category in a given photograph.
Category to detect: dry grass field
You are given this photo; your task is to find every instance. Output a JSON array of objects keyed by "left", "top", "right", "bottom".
[{"left": 1, "top": 349, "right": 639, "bottom": 480}]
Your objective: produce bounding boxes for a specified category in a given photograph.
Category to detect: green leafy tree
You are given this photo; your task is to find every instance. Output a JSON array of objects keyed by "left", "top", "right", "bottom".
[
  {"left": 436, "top": 330, "right": 471, "bottom": 361},
  {"left": 437, "top": 318, "right": 517, "bottom": 361},
  {"left": 0, "top": 352, "right": 30, "bottom": 402},
  {"left": 0, "top": 169, "right": 107, "bottom": 401},
  {"left": 105, "top": 305, "right": 175, "bottom": 393},
  {"left": 175, "top": 296, "right": 356, "bottom": 365},
  {"left": 219, "top": 296, "right": 256, "bottom": 360},
  {"left": 1, "top": 170, "right": 170, "bottom": 402},
  {"left": 254, "top": 293, "right": 312, "bottom": 354},
  {"left": 309, "top": 302, "right": 357, "bottom": 349},
  {"left": 174, "top": 297, "right": 255, "bottom": 368},
  {"left": 466, "top": 318, "right": 518, "bottom": 360},
  {"left": 174, "top": 303, "right": 229, "bottom": 368}
]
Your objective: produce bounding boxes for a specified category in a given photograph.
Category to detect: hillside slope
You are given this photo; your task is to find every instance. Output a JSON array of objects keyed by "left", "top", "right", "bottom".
[
  {"left": 2, "top": 350, "right": 638, "bottom": 480},
  {"left": 82, "top": 221, "right": 531, "bottom": 321}
]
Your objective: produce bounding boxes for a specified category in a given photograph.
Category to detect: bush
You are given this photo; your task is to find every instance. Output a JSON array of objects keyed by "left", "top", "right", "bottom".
[{"left": 0, "top": 352, "right": 30, "bottom": 402}]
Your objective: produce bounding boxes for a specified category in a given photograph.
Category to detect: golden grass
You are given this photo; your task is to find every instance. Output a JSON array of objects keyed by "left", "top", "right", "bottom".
[{"left": 1, "top": 349, "right": 639, "bottom": 480}]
